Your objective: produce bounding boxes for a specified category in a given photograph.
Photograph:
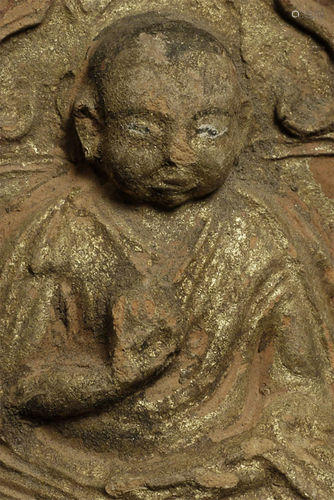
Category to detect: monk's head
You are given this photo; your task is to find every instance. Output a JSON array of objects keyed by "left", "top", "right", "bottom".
[{"left": 74, "top": 13, "right": 251, "bottom": 208}]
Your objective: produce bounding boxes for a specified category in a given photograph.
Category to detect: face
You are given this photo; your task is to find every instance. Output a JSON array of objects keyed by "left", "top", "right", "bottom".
[{"left": 99, "top": 36, "right": 245, "bottom": 208}]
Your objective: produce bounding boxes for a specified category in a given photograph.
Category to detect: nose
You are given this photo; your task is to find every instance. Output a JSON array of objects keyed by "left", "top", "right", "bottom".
[{"left": 167, "top": 132, "right": 196, "bottom": 167}]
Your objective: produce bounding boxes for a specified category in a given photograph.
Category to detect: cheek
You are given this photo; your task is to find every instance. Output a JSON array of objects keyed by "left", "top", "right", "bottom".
[
  {"left": 103, "top": 134, "right": 164, "bottom": 180},
  {"left": 193, "top": 122, "right": 243, "bottom": 186},
  {"left": 195, "top": 146, "right": 234, "bottom": 183}
]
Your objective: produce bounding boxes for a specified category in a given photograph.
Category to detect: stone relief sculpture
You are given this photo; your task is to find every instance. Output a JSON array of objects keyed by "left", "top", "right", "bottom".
[{"left": 0, "top": 2, "right": 333, "bottom": 499}]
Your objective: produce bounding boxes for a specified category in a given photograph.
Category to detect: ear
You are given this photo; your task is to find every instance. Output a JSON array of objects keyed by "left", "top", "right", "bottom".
[
  {"left": 73, "top": 86, "right": 103, "bottom": 163},
  {"left": 238, "top": 98, "right": 253, "bottom": 148}
]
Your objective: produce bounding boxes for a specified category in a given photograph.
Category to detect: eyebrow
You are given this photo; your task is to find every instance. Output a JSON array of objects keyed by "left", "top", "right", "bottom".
[
  {"left": 193, "top": 108, "right": 227, "bottom": 119},
  {"left": 107, "top": 109, "right": 173, "bottom": 121},
  {"left": 107, "top": 107, "right": 231, "bottom": 123}
]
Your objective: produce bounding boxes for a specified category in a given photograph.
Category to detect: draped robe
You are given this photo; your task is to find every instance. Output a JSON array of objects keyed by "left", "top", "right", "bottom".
[{"left": 0, "top": 166, "right": 333, "bottom": 499}]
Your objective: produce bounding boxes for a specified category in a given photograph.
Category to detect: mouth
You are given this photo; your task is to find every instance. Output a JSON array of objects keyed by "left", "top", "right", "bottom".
[
  {"left": 160, "top": 180, "right": 189, "bottom": 189},
  {"left": 151, "top": 171, "right": 197, "bottom": 192},
  {"left": 150, "top": 184, "right": 198, "bottom": 209},
  {"left": 159, "top": 176, "right": 190, "bottom": 186},
  {"left": 151, "top": 182, "right": 197, "bottom": 195}
]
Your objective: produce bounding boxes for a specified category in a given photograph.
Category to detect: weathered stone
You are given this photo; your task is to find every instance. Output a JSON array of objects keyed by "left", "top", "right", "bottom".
[
  {"left": 0, "top": 2, "right": 333, "bottom": 499},
  {"left": 0, "top": 0, "right": 54, "bottom": 42}
]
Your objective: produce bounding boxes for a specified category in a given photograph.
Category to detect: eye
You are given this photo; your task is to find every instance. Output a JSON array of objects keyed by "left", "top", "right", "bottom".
[
  {"left": 196, "top": 124, "right": 227, "bottom": 139},
  {"left": 126, "top": 122, "right": 151, "bottom": 135}
]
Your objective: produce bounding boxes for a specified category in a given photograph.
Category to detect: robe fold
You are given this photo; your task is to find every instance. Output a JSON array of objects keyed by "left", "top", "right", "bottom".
[{"left": 0, "top": 166, "right": 333, "bottom": 499}]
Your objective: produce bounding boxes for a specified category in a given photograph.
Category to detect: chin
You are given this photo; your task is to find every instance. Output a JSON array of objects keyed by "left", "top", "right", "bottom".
[
  {"left": 118, "top": 185, "right": 193, "bottom": 209},
  {"left": 151, "top": 191, "right": 195, "bottom": 209}
]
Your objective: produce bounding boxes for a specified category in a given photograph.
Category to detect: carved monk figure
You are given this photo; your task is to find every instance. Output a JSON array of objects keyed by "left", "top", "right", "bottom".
[{"left": 0, "top": 13, "right": 333, "bottom": 500}]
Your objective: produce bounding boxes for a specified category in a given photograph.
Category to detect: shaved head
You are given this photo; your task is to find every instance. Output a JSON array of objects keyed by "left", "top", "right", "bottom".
[
  {"left": 74, "top": 12, "right": 251, "bottom": 208},
  {"left": 88, "top": 13, "right": 234, "bottom": 106}
]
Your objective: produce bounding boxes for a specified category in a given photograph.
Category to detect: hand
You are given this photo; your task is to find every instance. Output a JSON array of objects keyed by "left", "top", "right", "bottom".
[
  {"left": 7, "top": 363, "right": 120, "bottom": 419},
  {"left": 109, "top": 285, "right": 186, "bottom": 385}
]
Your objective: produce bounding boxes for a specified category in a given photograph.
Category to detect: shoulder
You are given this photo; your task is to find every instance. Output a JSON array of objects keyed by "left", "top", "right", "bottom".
[
  {"left": 215, "top": 179, "right": 294, "bottom": 273},
  {"left": 0, "top": 170, "right": 108, "bottom": 277}
]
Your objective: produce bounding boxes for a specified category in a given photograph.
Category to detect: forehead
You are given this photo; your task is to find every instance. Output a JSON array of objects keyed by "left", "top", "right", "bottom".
[{"left": 100, "top": 36, "right": 240, "bottom": 115}]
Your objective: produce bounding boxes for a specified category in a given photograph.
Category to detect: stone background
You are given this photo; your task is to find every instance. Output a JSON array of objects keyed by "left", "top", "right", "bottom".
[
  {"left": 0, "top": 2, "right": 333, "bottom": 499},
  {"left": 0, "top": 0, "right": 333, "bottom": 197}
]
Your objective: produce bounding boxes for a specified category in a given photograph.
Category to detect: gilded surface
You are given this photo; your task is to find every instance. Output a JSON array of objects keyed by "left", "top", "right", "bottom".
[{"left": 0, "top": 1, "right": 333, "bottom": 499}]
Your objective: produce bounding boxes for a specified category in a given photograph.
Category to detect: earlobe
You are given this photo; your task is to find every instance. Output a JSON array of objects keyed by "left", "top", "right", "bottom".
[
  {"left": 239, "top": 99, "right": 253, "bottom": 146},
  {"left": 73, "top": 88, "right": 102, "bottom": 163},
  {"left": 241, "top": 99, "right": 253, "bottom": 125}
]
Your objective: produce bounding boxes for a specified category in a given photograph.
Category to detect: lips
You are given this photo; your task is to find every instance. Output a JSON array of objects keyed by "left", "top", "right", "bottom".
[
  {"left": 152, "top": 181, "right": 197, "bottom": 194},
  {"left": 150, "top": 169, "right": 197, "bottom": 191},
  {"left": 160, "top": 177, "right": 189, "bottom": 186}
]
